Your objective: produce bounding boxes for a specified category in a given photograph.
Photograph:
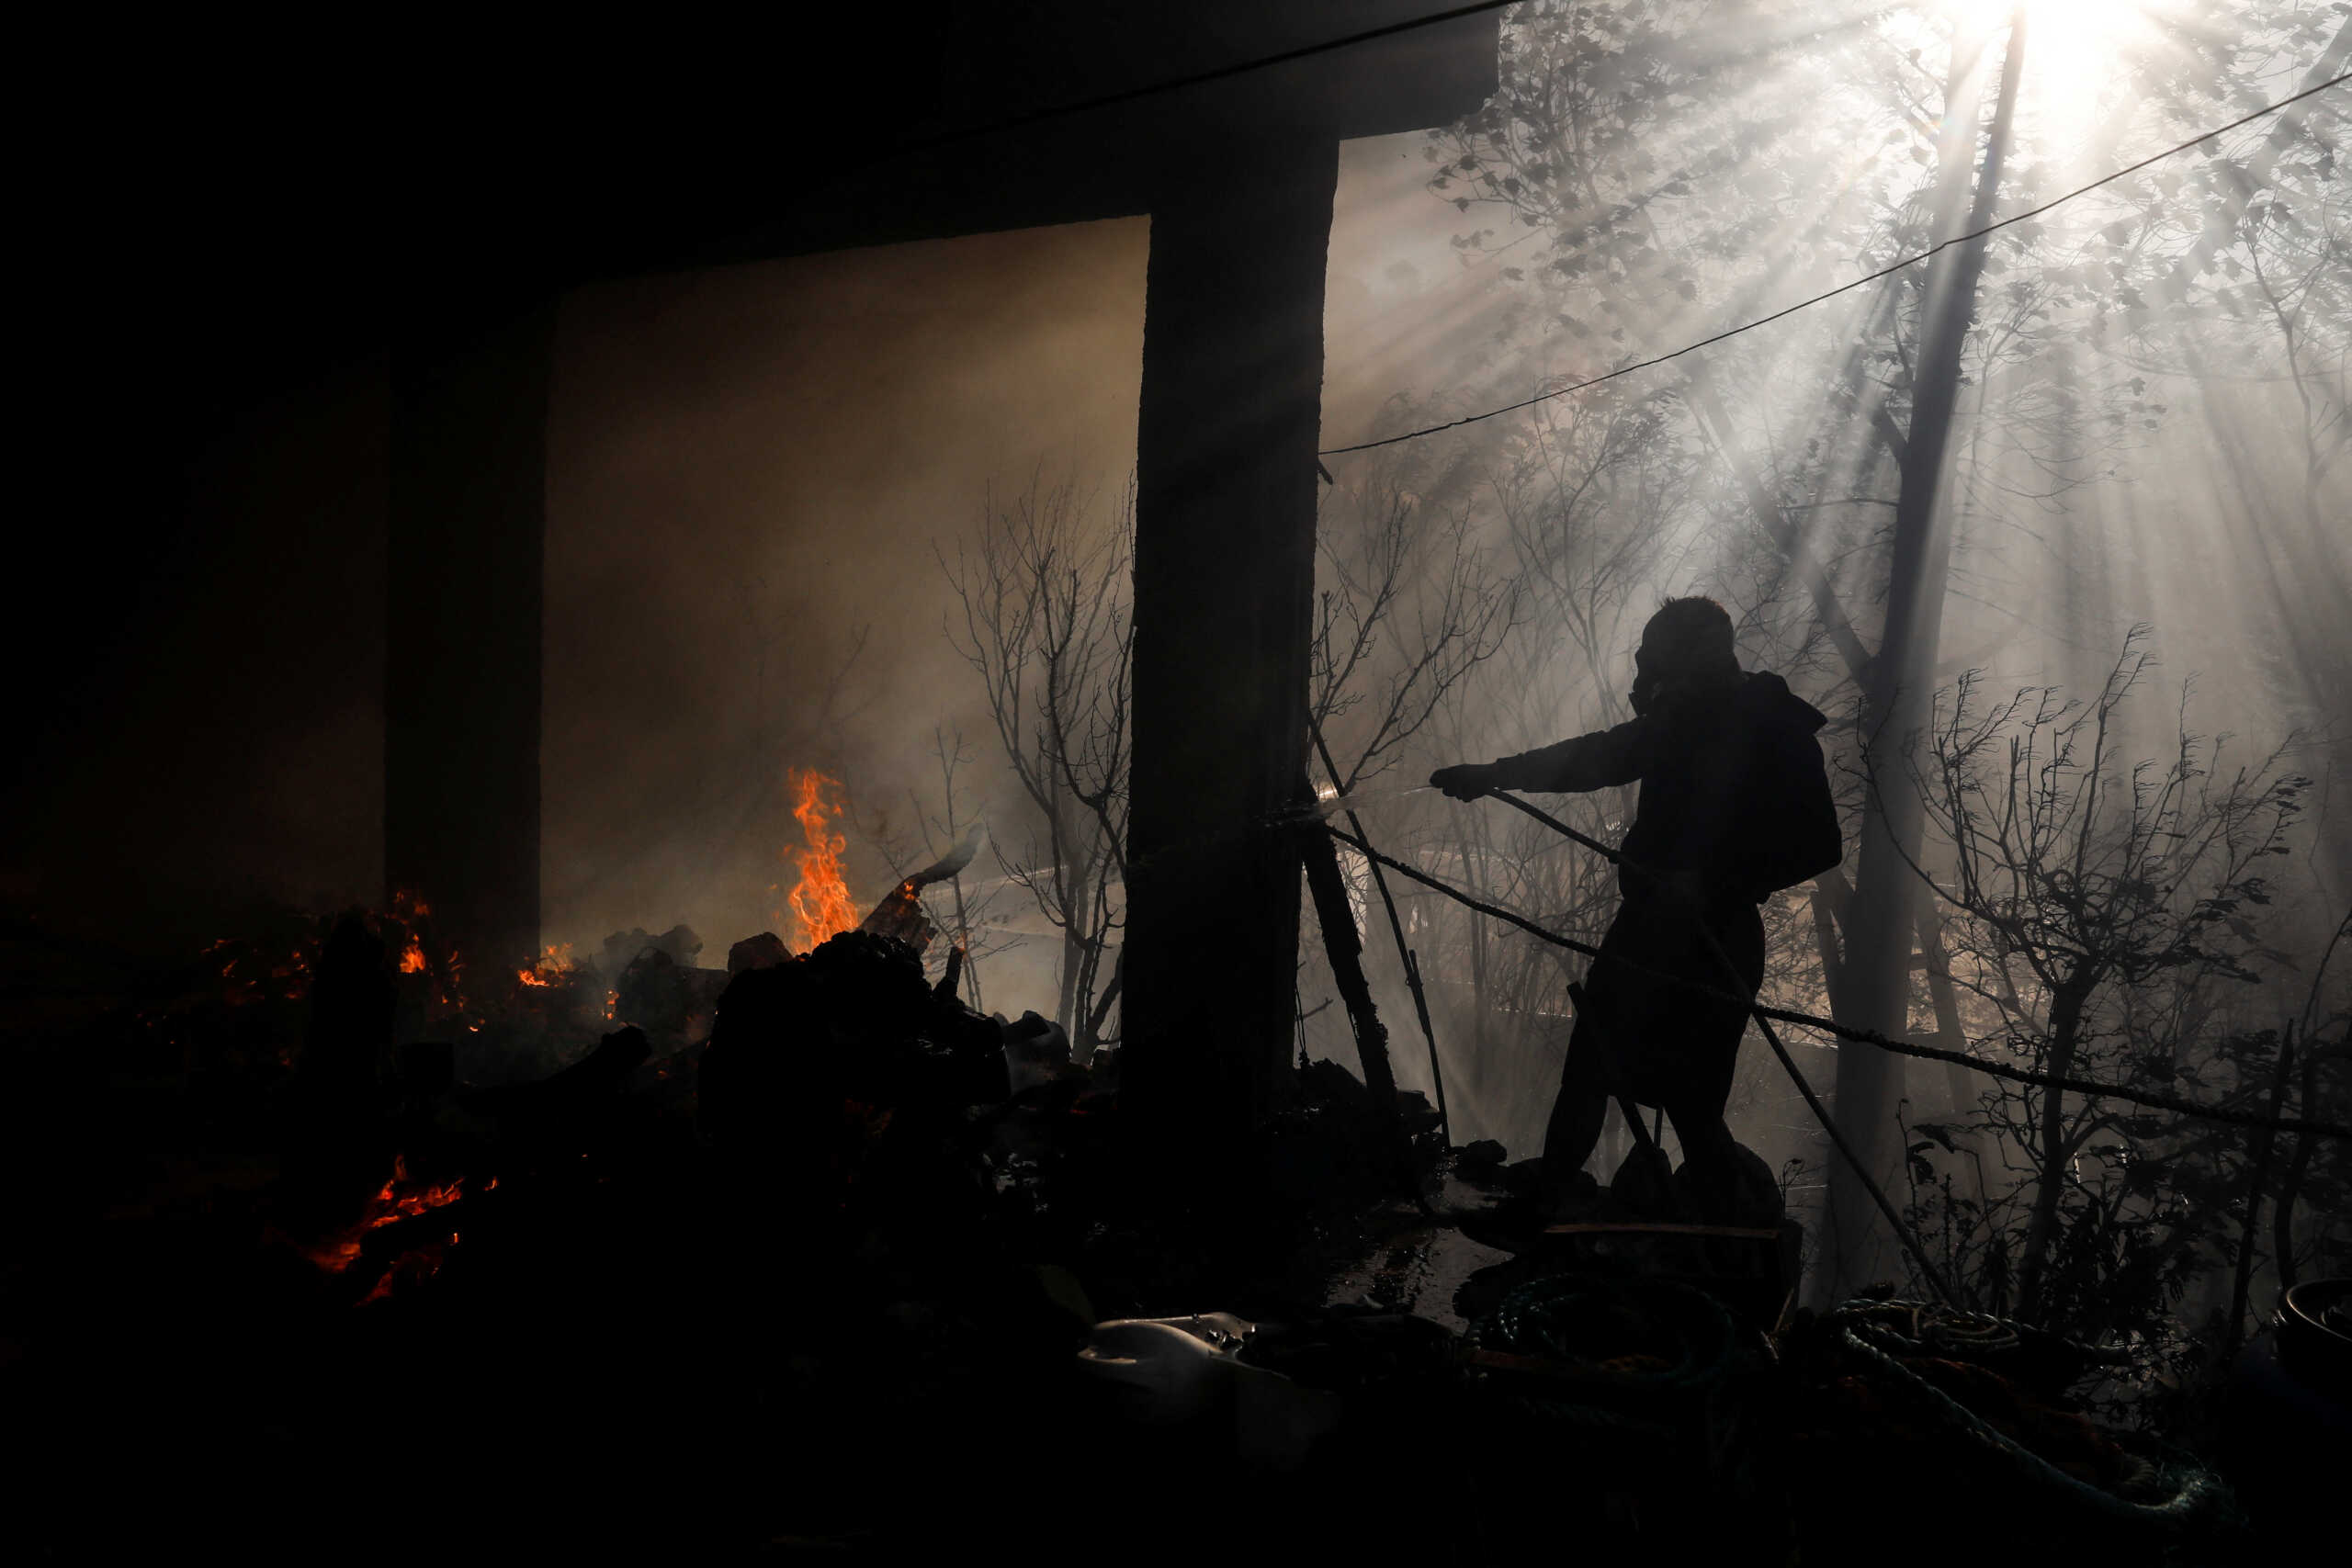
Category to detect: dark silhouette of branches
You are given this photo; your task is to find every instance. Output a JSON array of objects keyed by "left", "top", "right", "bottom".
[{"left": 942, "top": 478, "right": 1133, "bottom": 1051}]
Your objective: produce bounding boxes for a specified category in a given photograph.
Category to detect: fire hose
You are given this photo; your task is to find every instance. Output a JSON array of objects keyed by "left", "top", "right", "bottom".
[
  {"left": 1804, "top": 1298, "right": 2237, "bottom": 1540},
  {"left": 1468, "top": 1274, "right": 1747, "bottom": 1450},
  {"left": 1317, "top": 815, "right": 2352, "bottom": 1143},
  {"left": 1467, "top": 785, "right": 1960, "bottom": 1303},
  {"left": 1328, "top": 785, "right": 2246, "bottom": 1536}
]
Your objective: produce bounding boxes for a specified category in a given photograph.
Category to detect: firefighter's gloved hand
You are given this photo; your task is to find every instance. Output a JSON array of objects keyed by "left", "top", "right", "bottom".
[{"left": 1430, "top": 763, "right": 1502, "bottom": 801}]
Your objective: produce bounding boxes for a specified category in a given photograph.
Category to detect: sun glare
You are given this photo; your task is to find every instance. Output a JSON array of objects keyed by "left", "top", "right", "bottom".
[{"left": 1954, "top": 0, "right": 2166, "bottom": 130}]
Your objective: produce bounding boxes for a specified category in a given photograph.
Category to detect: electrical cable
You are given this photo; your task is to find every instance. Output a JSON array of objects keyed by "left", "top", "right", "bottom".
[
  {"left": 1319, "top": 67, "right": 2352, "bottom": 457},
  {"left": 879, "top": 0, "right": 1521, "bottom": 161}
]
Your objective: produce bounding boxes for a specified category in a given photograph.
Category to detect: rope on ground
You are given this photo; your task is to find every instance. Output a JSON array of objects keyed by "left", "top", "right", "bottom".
[{"left": 1321, "top": 822, "right": 2352, "bottom": 1143}]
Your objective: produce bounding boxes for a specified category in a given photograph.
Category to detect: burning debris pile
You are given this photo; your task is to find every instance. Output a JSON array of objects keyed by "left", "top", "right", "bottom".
[
  {"left": 701, "top": 928, "right": 1007, "bottom": 1165},
  {"left": 6, "top": 773, "right": 2323, "bottom": 1560},
  {"left": 36, "top": 760, "right": 1081, "bottom": 1329}
]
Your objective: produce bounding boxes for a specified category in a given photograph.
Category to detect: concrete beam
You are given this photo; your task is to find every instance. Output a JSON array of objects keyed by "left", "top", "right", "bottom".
[
  {"left": 386, "top": 301, "right": 553, "bottom": 975},
  {"left": 1124, "top": 139, "right": 1340, "bottom": 1190}
]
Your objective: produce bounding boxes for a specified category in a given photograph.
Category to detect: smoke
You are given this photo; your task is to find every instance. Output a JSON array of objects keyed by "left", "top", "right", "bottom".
[
  {"left": 1290, "top": 6, "right": 2352, "bottom": 1165},
  {"left": 541, "top": 219, "right": 1149, "bottom": 1007},
  {"left": 20, "top": 4, "right": 2343, "bottom": 1088},
  {"left": 531, "top": 131, "right": 1567, "bottom": 1022}
]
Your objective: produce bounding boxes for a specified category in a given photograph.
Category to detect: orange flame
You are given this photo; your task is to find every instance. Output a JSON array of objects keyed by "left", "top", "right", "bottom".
[
  {"left": 390, "top": 888, "right": 431, "bottom": 976},
  {"left": 783, "top": 768, "right": 860, "bottom": 950},
  {"left": 517, "top": 942, "right": 575, "bottom": 989}
]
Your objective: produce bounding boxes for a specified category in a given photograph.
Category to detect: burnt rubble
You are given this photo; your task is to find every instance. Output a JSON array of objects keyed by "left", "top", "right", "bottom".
[{"left": 0, "top": 904, "right": 2312, "bottom": 1562}]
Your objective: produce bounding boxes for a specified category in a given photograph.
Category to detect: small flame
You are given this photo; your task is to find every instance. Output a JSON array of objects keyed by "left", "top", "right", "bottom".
[
  {"left": 516, "top": 942, "right": 576, "bottom": 989},
  {"left": 783, "top": 768, "right": 860, "bottom": 950},
  {"left": 399, "top": 940, "right": 426, "bottom": 975}
]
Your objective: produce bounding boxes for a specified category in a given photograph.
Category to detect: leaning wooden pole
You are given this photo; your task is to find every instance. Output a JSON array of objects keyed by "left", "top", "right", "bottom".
[
  {"left": 1312, "top": 726, "right": 1451, "bottom": 1143},
  {"left": 1295, "top": 773, "right": 1417, "bottom": 1194}
]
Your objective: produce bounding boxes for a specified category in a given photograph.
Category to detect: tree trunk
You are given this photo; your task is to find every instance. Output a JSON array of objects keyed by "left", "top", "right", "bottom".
[
  {"left": 2017, "top": 970, "right": 2089, "bottom": 1316},
  {"left": 2273, "top": 1043, "right": 2325, "bottom": 1292},
  {"left": 1057, "top": 829, "right": 1091, "bottom": 1032},
  {"left": 1824, "top": 15, "right": 2024, "bottom": 1301},
  {"left": 1812, "top": 872, "right": 1851, "bottom": 1017},
  {"left": 1916, "top": 906, "right": 1986, "bottom": 1225},
  {"left": 1916, "top": 908, "right": 1973, "bottom": 1112},
  {"left": 2224, "top": 1033, "right": 2299, "bottom": 1358}
]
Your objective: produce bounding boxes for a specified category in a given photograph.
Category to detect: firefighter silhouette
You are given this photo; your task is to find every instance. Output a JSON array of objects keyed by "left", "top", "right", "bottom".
[{"left": 1432, "top": 596, "right": 1841, "bottom": 1221}]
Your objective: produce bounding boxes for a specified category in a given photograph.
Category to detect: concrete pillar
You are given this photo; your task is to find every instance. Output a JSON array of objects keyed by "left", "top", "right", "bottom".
[
  {"left": 387, "top": 300, "right": 553, "bottom": 975},
  {"left": 1124, "top": 140, "right": 1339, "bottom": 1184}
]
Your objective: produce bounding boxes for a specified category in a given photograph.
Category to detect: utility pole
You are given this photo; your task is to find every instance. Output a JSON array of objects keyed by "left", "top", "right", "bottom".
[{"left": 1824, "top": 10, "right": 2029, "bottom": 1299}]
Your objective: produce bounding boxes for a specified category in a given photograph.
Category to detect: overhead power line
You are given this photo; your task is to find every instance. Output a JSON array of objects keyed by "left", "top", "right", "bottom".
[
  {"left": 888, "top": 0, "right": 1521, "bottom": 160},
  {"left": 1321, "top": 68, "right": 2352, "bottom": 457}
]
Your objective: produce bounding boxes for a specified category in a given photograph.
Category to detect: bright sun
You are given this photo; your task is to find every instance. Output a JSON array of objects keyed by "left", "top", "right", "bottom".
[{"left": 1953, "top": 0, "right": 2167, "bottom": 129}]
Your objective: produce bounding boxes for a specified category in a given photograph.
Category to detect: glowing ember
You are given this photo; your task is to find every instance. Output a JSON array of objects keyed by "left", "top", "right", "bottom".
[
  {"left": 200, "top": 933, "right": 318, "bottom": 1006},
  {"left": 372, "top": 1156, "right": 464, "bottom": 1226},
  {"left": 299, "top": 1154, "right": 465, "bottom": 1287},
  {"left": 399, "top": 939, "right": 426, "bottom": 975},
  {"left": 356, "top": 1234, "right": 456, "bottom": 1306},
  {"left": 783, "top": 768, "right": 860, "bottom": 949}
]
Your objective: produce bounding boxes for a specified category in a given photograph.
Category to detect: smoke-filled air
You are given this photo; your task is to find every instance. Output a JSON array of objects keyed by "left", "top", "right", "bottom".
[
  {"left": 11, "top": 1, "right": 2348, "bottom": 1555},
  {"left": 540, "top": 0, "right": 2346, "bottom": 1337}
]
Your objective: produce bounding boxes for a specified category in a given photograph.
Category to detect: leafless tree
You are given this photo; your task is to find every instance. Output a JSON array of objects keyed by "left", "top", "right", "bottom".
[
  {"left": 1885, "top": 630, "right": 2316, "bottom": 1362},
  {"left": 942, "top": 478, "right": 1133, "bottom": 1053},
  {"left": 1310, "top": 455, "right": 1521, "bottom": 795}
]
